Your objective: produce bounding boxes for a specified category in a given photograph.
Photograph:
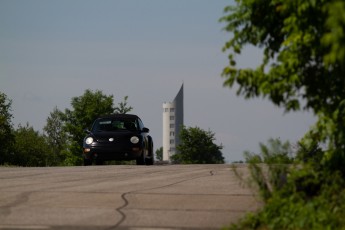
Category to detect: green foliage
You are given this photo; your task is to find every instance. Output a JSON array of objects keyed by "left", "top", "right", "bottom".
[
  {"left": 220, "top": 0, "right": 345, "bottom": 174},
  {"left": 114, "top": 96, "right": 133, "bottom": 114},
  {"left": 43, "top": 106, "right": 69, "bottom": 165},
  {"left": 0, "top": 92, "right": 15, "bottom": 165},
  {"left": 228, "top": 178, "right": 345, "bottom": 230},
  {"left": 12, "top": 123, "right": 55, "bottom": 166},
  {"left": 295, "top": 134, "right": 324, "bottom": 170},
  {"left": 1, "top": 90, "right": 133, "bottom": 166},
  {"left": 172, "top": 126, "right": 224, "bottom": 164},
  {"left": 243, "top": 138, "right": 293, "bottom": 201},
  {"left": 62, "top": 89, "right": 115, "bottom": 164},
  {"left": 155, "top": 146, "right": 163, "bottom": 161},
  {"left": 58, "top": 89, "right": 133, "bottom": 165},
  {"left": 228, "top": 168, "right": 345, "bottom": 230},
  {"left": 221, "top": 1, "right": 345, "bottom": 227},
  {"left": 227, "top": 139, "right": 345, "bottom": 230}
]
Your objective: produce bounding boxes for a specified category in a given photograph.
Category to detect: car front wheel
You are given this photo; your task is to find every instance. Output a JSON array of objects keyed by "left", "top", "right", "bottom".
[
  {"left": 136, "top": 152, "right": 145, "bottom": 165},
  {"left": 145, "top": 156, "right": 154, "bottom": 165},
  {"left": 145, "top": 138, "right": 154, "bottom": 165},
  {"left": 84, "top": 158, "right": 92, "bottom": 166}
]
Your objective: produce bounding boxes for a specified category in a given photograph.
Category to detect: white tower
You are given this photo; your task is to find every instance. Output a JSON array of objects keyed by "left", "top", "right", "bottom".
[{"left": 162, "top": 84, "right": 184, "bottom": 161}]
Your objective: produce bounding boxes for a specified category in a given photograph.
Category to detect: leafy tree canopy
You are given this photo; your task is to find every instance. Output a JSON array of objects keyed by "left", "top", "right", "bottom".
[
  {"left": 62, "top": 89, "right": 132, "bottom": 164},
  {"left": 0, "top": 92, "right": 14, "bottom": 164},
  {"left": 44, "top": 107, "right": 66, "bottom": 152},
  {"left": 0, "top": 90, "right": 133, "bottom": 166},
  {"left": 220, "top": 0, "right": 345, "bottom": 173},
  {"left": 115, "top": 96, "right": 133, "bottom": 114},
  {"left": 12, "top": 123, "right": 55, "bottom": 166},
  {"left": 43, "top": 106, "right": 69, "bottom": 165},
  {"left": 172, "top": 126, "right": 224, "bottom": 164}
]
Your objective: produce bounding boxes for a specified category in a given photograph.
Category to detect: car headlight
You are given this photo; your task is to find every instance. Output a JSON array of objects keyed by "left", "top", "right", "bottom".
[
  {"left": 130, "top": 136, "right": 139, "bottom": 144},
  {"left": 85, "top": 137, "right": 94, "bottom": 145}
]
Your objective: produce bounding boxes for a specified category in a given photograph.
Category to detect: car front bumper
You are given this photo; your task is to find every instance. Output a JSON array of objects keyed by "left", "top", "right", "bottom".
[{"left": 83, "top": 145, "right": 142, "bottom": 161}]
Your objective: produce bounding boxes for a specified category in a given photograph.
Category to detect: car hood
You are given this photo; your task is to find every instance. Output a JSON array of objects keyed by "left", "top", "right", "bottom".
[{"left": 89, "top": 131, "right": 139, "bottom": 141}]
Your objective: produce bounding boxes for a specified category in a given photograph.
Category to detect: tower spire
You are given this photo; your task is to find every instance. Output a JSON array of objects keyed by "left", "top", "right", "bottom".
[{"left": 162, "top": 84, "right": 184, "bottom": 162}]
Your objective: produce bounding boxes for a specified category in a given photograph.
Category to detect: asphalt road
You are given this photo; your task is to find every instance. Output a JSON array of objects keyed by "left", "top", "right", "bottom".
[{"left": 0, "top": 164, "right": 261, "bottom": 230}]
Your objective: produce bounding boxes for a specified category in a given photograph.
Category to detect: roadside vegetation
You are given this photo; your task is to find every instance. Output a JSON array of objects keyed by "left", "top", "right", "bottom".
[
  {"left": 155, "top": 147, "right": 163, "bottom": 161},
  {"left": 221, "top": 0, "right": 345, "bottom": 229},
  {"left": 172, "top": 126, "right": 224, "bottom": 164},
  {"left": 227, "top": 138, "right": 345, "bottom": 229},
  {"left": 156, "top": 126, "right": 224, "bottom": 164},
  {"left": 0, "top": 90, "right": 132, "bottom": 166}
]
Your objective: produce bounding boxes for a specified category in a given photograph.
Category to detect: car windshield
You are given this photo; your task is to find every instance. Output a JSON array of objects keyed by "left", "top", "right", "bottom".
[{"left": 92, "top": 118, "right": 139, "bottom": 132}]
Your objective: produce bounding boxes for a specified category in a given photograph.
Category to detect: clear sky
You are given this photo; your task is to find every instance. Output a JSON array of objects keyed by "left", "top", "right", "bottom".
[{"left": 0, "top": 0, "right": 315, "bottom": 162}]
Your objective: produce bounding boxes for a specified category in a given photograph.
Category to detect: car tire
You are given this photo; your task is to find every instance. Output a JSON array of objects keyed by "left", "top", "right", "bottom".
[
  {"left": 84, "top": 158, "right": 92, "bottom": 166},
  {"left": 145, "top": 138, "right": 154, "bottom": 165},
  {"left": 95, "top": 159, "right": 104, "bottom": 165},
  {"left": 136, "top": 152, "right": 145, "bottom": 165},
  {"left": 145, "top": 157, "right": 154, "bottom": 165}
]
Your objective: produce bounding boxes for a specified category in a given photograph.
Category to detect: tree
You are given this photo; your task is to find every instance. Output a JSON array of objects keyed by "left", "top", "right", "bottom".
[
  {"left": 220, "top": 0, "right": 345, "bottom": 174},
  {"left": 172, "top": 126, "right": 224, "bottom": 164},
  {"left": 61, "top": 89, "right": 133, "bottom": 165},
  {"left": 220, "top": 2, "right": 345, "bottom": 229},
  {"left": 12, "top": 123, "right": 55, "bottom": 166},
  {"left": 0, "top": 92, "right": 14, "bottom": 165},
  {"left": 114, "top": 96, "right": 133, "bottom": 114},
  {"left": 62, "top": 89, "right": 115, "bottom": 164},
  {"left": 43, "top": 106, "right": 69, "bottom": 165},
  {"left": 155, "top": 146, "right": 163, "bottom": 161}
]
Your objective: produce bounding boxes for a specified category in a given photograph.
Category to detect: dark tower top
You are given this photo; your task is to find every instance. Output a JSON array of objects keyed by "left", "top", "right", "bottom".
[{"left": 173, "top": 84, "right": 184, "bottom": 148}]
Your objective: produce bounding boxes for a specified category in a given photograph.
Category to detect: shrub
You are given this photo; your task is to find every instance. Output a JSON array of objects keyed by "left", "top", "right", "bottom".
[{"left": 226, "top": 139, "right": 345, "bottom": 230}]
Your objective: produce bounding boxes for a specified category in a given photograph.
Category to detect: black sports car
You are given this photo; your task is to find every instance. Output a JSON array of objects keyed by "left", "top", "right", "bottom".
[{"left": 82, "top": 114, "right": 154, "bottom": 165}]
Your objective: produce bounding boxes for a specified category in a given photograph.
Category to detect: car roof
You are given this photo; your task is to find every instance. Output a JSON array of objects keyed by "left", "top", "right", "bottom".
[{"left": 97, "top": 114, "right": 139, "bottom": 120}]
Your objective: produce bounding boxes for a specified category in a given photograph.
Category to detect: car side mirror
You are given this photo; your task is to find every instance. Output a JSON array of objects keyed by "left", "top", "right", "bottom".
[{"left": 142, "top": 127, "right": 149, "bottom": 133}]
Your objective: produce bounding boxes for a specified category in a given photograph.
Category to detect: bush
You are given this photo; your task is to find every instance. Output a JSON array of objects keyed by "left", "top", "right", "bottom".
[
  {"left": 172, "top": 126, "right": 224, "bottom": 164},
  {"left": 228, "top": 170, "right": 345, "bottom": 230},
  {"left": 226, "top": 139, "right": 345, "bottom": 230},
  {"left": 12, "top": 124, "right": 56, "bottom": 166}
]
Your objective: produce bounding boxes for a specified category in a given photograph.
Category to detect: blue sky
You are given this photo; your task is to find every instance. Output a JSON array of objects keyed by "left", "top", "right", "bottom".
[{"left": 0, "top": 0, "right": 315, "bottom": 162}]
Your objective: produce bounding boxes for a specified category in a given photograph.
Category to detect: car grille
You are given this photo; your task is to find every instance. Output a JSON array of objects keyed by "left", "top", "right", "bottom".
[{"left": 97, "top": 136, "right": 126, "bottom": 143}]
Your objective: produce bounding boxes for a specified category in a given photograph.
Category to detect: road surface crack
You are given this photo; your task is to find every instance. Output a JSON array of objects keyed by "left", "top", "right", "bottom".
[
  {"left": 111, "top": 193, "right": 129, "bottom": 228},
  {"left": 109, "top": 169, "right": 215, "bottom": 229}
]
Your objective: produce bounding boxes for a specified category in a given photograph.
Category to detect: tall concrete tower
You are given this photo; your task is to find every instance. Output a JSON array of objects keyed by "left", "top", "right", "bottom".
[{"left": 162, "top": 84, "right": 184, "bottom": 161}]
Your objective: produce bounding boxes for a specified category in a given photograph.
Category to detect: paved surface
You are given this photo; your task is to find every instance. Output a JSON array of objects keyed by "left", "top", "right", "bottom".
[{"left": 0, "top": 164, "right": 261, "bottom": 230}]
